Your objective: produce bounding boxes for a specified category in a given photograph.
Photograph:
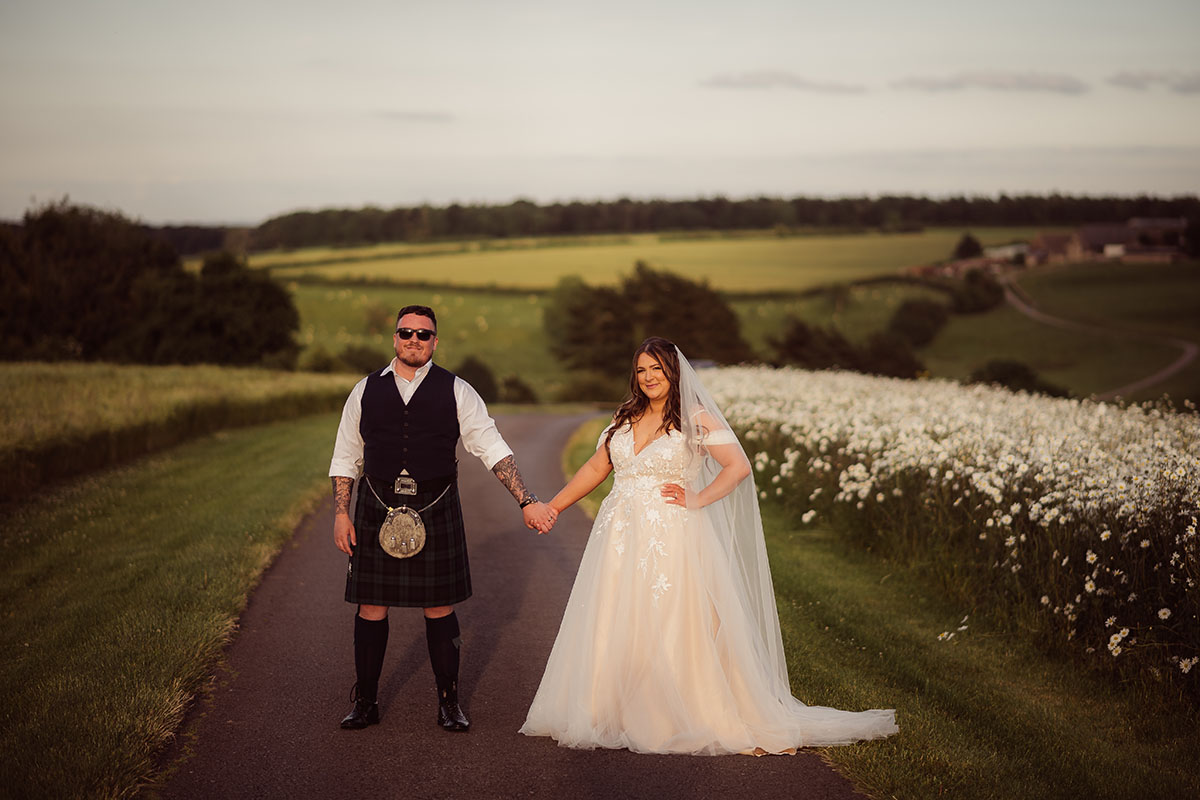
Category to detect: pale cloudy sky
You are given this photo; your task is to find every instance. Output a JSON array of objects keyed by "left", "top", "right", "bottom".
[{"left": 1, "top": 0, "right": 1197, "bottom": 224}]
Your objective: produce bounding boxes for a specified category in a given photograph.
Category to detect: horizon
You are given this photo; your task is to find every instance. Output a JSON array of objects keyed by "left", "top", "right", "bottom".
[{"left": 3, "top": 0, "right": 1198, "bottom": 226}]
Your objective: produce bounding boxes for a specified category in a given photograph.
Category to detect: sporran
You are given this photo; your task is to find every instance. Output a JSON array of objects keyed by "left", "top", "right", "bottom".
[
  {"left": 379, "top": 506, "right": 426, "bottom": 558},
  {"left": 364, "top": 475, "right": 452, "bottom": 560}
]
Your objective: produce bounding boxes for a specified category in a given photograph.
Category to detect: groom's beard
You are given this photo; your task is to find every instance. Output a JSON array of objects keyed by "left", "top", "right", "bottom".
[{"left": 397, "top": 347, "right": 431, "bottom": 369}]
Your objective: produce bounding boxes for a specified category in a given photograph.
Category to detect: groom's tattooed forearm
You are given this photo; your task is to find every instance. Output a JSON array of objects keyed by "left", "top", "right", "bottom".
[
  {"left": 491, "top": 455, "right": 534, "bottom": 505},
  {"left": 332, "top": 477, "right": 353, "bottom": 515}
]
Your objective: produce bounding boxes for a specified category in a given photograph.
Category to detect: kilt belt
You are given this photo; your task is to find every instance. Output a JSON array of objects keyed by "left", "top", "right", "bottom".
[{"left": 345, "top": 472, "right": 472, "bottom": 607}]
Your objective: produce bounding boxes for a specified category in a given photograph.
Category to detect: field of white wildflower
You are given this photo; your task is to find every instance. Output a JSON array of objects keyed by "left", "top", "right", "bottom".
[{"left": 707, "top": 366, "right": 1200, "bottom": 694}]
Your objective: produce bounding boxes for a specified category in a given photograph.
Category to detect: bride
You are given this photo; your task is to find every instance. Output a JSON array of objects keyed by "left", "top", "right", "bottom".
[{"left": 519, "top": 337, "right": 898, "bottom": 755}]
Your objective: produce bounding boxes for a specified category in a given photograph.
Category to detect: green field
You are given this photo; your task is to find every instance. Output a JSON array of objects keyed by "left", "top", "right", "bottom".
[
  {"left": 260, "top": 228, "right": 1046, "bottom": 291},
  {"left": 279, "top": 233, "right": 1197, "bottom": 404}
]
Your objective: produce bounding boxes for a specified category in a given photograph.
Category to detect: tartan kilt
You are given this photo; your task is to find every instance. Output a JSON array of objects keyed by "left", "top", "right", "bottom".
[{"left": 345, "top": 476, "right": 472, "bottom": 607}]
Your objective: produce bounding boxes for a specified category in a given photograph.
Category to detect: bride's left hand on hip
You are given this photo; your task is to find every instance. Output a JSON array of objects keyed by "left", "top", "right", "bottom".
[{"left": 661, "top": 483, "right": 688, "bottom": 507}]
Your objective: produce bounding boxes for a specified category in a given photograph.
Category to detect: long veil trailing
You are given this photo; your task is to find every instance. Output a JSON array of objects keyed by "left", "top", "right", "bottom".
[
  {"left": 675, "top": 347, "right": 792, "bottom": 697},
  {"left": 520, "top": 346, "right": 897, "bottom": 754}
]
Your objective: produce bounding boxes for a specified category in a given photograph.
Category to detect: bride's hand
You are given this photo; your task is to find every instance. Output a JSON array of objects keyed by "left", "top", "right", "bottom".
[{"left": 661, "top": 483, "right": 690, "bottom": 508}]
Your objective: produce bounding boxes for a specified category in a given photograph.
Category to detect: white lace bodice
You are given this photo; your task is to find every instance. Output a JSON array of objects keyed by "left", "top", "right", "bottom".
[{"left": 607, "top": 426, "right": 699, "bottom": 494}]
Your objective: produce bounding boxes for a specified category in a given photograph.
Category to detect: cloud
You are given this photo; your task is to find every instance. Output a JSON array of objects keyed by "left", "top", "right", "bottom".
[
  {"left": 892, "top": 71, "right": 1089, "bottom": 95},
  {"left": 700, "top": 70, "right": 867, "bottom": 94},
  {"left": 375, "top": 111, "right": 455, "bottom": 123},
  {"left": 1108, "top": 70, "right": 1200, "bottom": 94}
]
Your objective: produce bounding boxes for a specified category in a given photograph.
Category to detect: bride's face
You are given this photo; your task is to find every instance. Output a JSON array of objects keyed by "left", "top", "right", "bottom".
[{"left": 635, "top": 352, "right": 670, "bottom": 403}]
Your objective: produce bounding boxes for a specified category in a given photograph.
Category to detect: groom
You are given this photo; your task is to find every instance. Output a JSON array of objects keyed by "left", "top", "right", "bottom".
[{"left": 329, "top": 304, "right": 557, "bottom": 732}]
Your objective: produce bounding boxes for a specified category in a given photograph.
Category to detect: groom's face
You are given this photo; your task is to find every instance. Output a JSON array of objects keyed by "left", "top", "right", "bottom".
[{"left": 394, "top": 312, "right": 438, "bottom": 369}]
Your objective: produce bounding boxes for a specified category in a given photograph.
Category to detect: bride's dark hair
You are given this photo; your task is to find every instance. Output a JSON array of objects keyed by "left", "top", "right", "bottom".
[{"left": 603, "top": 337, "right": 682, "bottom": 460}]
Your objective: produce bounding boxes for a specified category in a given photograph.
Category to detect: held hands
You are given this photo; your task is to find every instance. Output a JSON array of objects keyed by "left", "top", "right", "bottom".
[
  {"left": 334, "top": 511, "right": 357, "bottom": 555},
  {"left": 523, "top": 501, "right": 558, "bottom": 535}
]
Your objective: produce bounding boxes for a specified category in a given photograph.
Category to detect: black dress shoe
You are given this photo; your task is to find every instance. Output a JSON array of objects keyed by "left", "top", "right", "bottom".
[
  {"left": 436, "top": 682, "right": 470, "bottom": 732},
  {"left": 340, "top": 686, "right": 380, "bottom": 730}
]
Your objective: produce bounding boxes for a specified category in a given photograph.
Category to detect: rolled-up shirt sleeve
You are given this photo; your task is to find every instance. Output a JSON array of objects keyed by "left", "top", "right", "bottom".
[
  {"left": 455, "top": 377, "right": 513, "bottom": 470},
  {"left": 328, "top": 376, "right": 369, "bottom": 479}
]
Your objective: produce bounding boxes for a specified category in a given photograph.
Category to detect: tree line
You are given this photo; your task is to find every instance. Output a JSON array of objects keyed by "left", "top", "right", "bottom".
[{"left": 243, "top": 194, "right": 1200, "bottom": 252}]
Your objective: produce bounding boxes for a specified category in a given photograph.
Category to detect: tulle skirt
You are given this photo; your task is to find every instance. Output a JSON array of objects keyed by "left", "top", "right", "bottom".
[{"left": 519, "top": 487, "right": 898, "bottom": 755}]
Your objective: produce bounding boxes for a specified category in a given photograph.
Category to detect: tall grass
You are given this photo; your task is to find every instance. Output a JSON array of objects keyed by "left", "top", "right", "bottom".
[
  {"left": 0, "top": 413, "right": 340, "bottom": 799},
  {"left": 0, "top": 363, "right": 356, "bottom": 502}
]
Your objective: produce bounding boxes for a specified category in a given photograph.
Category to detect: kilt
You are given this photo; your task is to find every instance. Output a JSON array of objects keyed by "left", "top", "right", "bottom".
[{"left": 345, "top": 475, "right": 472, "bottom": 607}]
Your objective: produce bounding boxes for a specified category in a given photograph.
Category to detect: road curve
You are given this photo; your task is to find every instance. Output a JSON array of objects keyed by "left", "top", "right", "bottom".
[
  {"left": 156, "top": 413, "right": 873, "bottom": 800},
  {"left": 1001, "top": 275, "right": 1198, "bottom": 401}
]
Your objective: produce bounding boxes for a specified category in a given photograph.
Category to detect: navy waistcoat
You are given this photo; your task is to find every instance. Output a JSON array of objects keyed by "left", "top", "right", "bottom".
[{"left": 360, "top": 363, "right": 460, "bottom": 481}]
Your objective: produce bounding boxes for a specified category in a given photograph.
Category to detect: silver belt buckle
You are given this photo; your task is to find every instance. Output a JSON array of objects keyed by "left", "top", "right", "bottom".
[{"left": 395, "top": 471, "right": 417, "bottom": 496}]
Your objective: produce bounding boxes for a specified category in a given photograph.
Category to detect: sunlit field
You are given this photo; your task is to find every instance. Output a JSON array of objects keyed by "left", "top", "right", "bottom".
[
  {"left": 256, "top": 228, "right": 1047, "bottom": 291},
  {"left": 0, "top": 363, "right": 356, "bottom": 501}
]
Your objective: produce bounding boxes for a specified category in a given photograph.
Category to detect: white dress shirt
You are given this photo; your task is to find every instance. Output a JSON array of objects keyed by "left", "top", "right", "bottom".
[{"left": 328, "top": 359, "right": 513, "bottom": 479}]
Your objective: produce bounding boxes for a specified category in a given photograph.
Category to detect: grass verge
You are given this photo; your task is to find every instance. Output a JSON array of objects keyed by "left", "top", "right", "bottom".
[
  {"left": 0, "top": 412, "right": 340, "bottom": 799},
  {"left": 562, "top": 417, "right": 1200, "bottom": 799}
]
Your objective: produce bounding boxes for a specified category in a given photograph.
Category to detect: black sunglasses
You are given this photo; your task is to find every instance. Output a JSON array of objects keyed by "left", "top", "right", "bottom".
[{"left": 395, "top": 327, "right": 435, "bottom": 341}]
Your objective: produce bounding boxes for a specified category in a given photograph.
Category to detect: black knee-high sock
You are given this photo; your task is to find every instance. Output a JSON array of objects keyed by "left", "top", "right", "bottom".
[
  {"left": 425, "top": 612, "right": 461, "bottom": 699},
  {"left": 354, "top": 614, "right": 389, "bottom": 703}
]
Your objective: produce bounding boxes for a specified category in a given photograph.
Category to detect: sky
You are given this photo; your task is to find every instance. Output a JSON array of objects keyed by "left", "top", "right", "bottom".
[{"left": 1, "top": 0, "right": 1198, "bottom": 224}]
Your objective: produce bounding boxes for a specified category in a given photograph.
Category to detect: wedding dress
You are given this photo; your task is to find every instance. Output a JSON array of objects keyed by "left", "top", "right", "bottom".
[{"left": 520, "top": 350, "right": 897, "bottom": 755}]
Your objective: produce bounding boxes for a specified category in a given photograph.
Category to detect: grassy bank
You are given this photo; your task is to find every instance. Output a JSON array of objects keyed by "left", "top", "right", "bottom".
[
  {"left": 0, "top": 413, "right": 341, "bottom": 798},
  {"left": 0, "top": 363, "right": 356, "bottom": 503},
  {"left": 562, "top": 415, "right": 1199, "bottom": 799}
]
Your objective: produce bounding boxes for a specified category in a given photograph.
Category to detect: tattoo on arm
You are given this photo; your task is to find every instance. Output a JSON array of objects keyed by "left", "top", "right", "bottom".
[
  {"left": 332, "top": 477, "right": 353, "bottom": 515},
  {"left": 491, "top": 455, "right": 533, "bottom": 505}
]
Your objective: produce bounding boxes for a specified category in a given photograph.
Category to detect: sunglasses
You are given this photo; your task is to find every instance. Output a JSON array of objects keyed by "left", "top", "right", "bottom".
[{"left": 395, "top": 328, "right": 435, "bottom": 341}]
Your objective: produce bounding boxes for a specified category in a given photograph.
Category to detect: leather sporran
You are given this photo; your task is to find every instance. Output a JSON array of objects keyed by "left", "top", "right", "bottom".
[{"left": 379, "top": 506, "right": 426, "bottom": 558}]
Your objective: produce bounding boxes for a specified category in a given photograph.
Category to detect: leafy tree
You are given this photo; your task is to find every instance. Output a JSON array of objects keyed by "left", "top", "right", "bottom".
[
  {"left": 953, "top": 233, "right": 984, "bottom": 259},
  {"left": 620, "top": 262, "right": 755, "bottom": 365},
  {"left": 543, "top": 276, "right": 635, "bottom": 373},
  {"left": 0, "top": 203, "right": 298, "bottom": 366}
]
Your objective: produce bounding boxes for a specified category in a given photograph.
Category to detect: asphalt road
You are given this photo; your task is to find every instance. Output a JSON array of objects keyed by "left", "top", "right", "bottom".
[{"left": 156, "top": 413, "right": 871, "bottom": 800}]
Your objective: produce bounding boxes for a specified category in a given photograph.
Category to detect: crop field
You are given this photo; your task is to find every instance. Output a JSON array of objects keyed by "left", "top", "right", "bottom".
[
  {"left": 259, "top": 228, "right": 1047, "bottom": 291},
  {"left": 0, "top": 362, "right": 357, "bottom": 501}
]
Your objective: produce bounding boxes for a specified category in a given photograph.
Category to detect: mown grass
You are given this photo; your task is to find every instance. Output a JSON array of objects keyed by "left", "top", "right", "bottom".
[
  {"left": 562, "top": 416, "right": 1199, "bottom": 800},
  {"left": 261, "top": 228, "right": 1045, "bottom": 291},
  {"left": 560, "top": 413, "right": 614, "bottom": 518},
  {"left": 0, "top": 413, "right": 341, "bottom": 799},
  {"left": 0, "top": 363, "right": 357, "bottom": 503}
]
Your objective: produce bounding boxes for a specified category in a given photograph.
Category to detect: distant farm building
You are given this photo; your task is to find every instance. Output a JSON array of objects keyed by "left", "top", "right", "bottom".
[{"left": 1027, "top": 218, "right": 1188, "bottom": 266}]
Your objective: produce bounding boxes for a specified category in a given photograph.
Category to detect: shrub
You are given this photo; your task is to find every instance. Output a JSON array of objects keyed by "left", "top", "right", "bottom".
[
  {"left": 860, "top": 332, "right": 926, "bottom": 379},
  {"left": 555, "top": 372, "right": 626, "bottom": 403},
  {"left": 770, "top": 318, "right": 861, "bottom": 371},
  {"left": 951, "top": 269, "right": 1006, "bottom": 313},
  {"left": 500, "top": 375, "right": 539, "bottom": 404},
  {"left": 338, "top": 344, "right": 390, "bottom": 374},
  {"left": 455, "top": 355, "right": 499, "bottom": 403},
  {"left": 888, "top": 299, "right": 950, "bottom": 347},
  {"left": 968, "top": 359, "right": 1070, "bottom": 398}
]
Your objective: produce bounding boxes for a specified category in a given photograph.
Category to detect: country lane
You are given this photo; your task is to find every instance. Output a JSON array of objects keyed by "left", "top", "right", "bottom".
[{"left": 157, "top": 412, "right": 871, "bottom": 800}]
